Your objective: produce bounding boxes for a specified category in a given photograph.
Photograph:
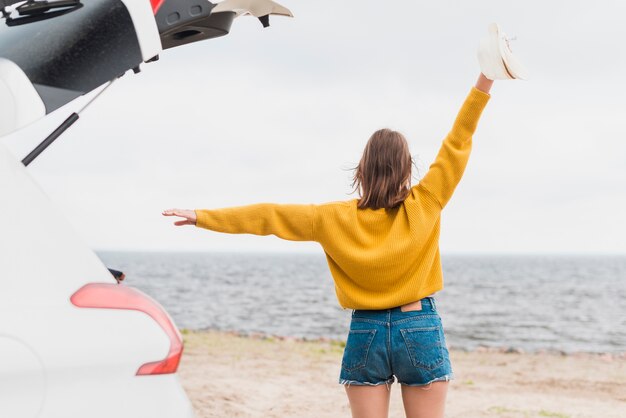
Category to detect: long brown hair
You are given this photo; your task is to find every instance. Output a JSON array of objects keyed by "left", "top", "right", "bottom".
[{"left": 352, "top": 128, "right": 413, "bottom": 210}]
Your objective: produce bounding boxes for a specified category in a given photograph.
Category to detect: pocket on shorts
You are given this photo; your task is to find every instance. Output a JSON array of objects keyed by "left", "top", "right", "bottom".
[
  {"left": 400, "top": 326, "right": 444, "bottom": 371},
  {"left": 341, "top": 329, "right": 377, "bottom": 372}
]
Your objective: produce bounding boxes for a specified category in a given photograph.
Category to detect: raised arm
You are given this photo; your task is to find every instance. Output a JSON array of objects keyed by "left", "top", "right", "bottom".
[
  {"left": 416, "top": 74, "right": 492, "bottom": 208},
  {"left": 163, "top": 203, "right": 316, "bottom": 242}
]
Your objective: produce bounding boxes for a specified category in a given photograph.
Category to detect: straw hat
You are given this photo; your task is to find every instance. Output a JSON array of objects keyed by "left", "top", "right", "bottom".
[{"left": 478, "top": 23, "right": 529, "bottom": 80}]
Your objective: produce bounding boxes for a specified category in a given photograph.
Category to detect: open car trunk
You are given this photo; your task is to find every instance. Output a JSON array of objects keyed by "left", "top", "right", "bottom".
[
  {"left": 0, "top": 0, "right": 161, "bottom": 136},
  {"left": 0, "top": 0, "right": 291, "bottom": 140}
]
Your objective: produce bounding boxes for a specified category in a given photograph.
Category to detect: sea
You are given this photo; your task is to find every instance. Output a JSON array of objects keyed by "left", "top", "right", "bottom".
[{"left": 98, "top": 252, "right": 626, "bottom": 354}]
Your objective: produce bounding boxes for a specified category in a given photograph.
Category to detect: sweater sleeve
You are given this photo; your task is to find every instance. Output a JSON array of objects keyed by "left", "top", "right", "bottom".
[
  {"left": 194, "top": 203, "right": 316, "bottom": 242},
  {"left": 416, "top": 87, "right": 491, "bottom": 208}
]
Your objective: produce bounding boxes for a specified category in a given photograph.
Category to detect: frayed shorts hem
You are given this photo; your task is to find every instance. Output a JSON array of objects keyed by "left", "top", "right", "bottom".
[
  {"left": 397, "top": 373, "right": 454, "bottom": 387},
  {"left": 339, "top": 377, "right": 395, "bottom": 388}
]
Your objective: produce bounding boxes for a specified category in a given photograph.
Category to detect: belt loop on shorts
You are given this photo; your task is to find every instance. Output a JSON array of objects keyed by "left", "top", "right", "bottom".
[{"left": 429, "top": 297, "right": 437, "bottom": 311}]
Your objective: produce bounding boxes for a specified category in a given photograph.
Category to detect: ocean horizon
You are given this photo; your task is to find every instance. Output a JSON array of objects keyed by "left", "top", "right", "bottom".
[{"left": 97, "top": 251, "right": 626, "bottom": 354}]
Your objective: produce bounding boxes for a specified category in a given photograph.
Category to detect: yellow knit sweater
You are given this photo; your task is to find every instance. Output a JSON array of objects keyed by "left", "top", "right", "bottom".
[{"left": 195, "top": 87, "right": 491, "bottom": 310}]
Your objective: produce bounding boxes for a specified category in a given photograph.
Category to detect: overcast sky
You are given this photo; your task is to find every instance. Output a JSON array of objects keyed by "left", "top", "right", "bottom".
[{"left": 2, "top": 0, "right": 625, "bottom": 254}]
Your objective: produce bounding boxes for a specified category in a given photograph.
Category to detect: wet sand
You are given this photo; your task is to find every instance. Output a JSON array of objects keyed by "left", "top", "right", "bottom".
[{"left": 178, "top": 330, "right": 626, "bottom": 418}]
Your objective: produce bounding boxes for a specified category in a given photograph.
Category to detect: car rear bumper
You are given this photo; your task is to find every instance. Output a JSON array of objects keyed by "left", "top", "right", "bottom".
[{"left": 39, "top": 372, "right": 195, "bottom": 418}]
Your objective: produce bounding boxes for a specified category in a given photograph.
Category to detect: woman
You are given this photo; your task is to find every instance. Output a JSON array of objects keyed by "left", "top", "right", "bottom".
[{"left": 164, "top": 23, "right": 524, "bottom": 418}]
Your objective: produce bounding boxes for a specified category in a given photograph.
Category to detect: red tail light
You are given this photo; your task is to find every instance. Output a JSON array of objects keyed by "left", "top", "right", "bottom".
[
  {"left": 70, "top": 283, "right": 183, "bottom": 375},
  {"left": 150, "top": 0, "right": 165, "bottom": 14}
]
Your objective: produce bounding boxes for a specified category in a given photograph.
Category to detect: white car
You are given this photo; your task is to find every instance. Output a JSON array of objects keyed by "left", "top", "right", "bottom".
[{"left": 0, "top": 1, "right": 291, "bottom": 417}]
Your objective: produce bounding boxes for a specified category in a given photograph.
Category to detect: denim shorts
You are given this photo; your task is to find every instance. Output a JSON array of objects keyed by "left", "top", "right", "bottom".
[{"left": 338, "top": 297, "right": 454, "bottom": 388}]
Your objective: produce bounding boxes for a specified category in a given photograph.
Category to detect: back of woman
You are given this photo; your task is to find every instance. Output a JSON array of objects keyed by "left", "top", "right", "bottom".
[{"left": 163, "top": 22, "right": 526, "bottom": 418}]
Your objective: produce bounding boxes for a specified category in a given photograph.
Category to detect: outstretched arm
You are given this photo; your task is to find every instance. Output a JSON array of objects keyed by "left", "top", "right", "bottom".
[
  {"left": 163, "top": 203, "right": 317, "bottom": 242},
  {"left": 415, "top": 73, "right": 492, "bottom": 208}
]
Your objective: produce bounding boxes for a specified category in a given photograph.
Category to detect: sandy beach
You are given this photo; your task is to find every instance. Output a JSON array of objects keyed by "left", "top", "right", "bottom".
[{"left": 178, "top": 329, "right": 625, "bottom": 418}]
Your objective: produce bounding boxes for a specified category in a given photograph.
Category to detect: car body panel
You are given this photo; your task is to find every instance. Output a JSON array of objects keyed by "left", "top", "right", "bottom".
[
  {"left": 0, "top": 139, "right": 194, "bottom": 417},
  {"left": 0, "top": 57, "right": 46, "bottom": 137},
  {"left": 0, "top": 1, "right": 294, "bottom": 415},
  {"left": 0, "top": 336, "right": 46, "bottom": 418},
  {"left": 0, "top": 141, "right": 115, "bottom": 302}
]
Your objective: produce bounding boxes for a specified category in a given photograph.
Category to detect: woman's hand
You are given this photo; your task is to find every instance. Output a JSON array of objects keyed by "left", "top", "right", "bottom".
[
  {"left": 475, "top": 73, "right": 494, "bottom": 94},
  {"left": 162, "top": 209, "right": 197, "bottom": 226}
]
